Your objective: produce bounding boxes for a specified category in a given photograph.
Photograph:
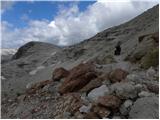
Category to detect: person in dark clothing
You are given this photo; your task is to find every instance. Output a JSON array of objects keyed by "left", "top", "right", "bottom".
[{"left": 114, "top": 41, "right": 121, "bottom": 55}]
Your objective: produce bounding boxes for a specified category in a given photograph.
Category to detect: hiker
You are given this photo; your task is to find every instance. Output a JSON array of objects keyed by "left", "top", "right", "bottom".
[{"left": 114, "top": 41, "right": 121, "bottom": 55}]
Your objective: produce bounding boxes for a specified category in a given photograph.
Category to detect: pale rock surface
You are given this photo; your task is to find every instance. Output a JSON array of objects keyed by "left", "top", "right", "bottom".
[{"left": 87, "top": 85, "right": 110, "bottom": 101}]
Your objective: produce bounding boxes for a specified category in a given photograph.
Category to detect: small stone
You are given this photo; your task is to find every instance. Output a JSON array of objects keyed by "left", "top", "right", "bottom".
[
  {"left": 79, "top": 104, "right": 91, "bottom": 113},
  {"left": 120, "top": 100, "right": 133, "bottom": 116},
  {"left": 146, "top": 67, "right": 156, "bottom": 79},
  {"left": 123, "top": 100, "right": 133, "bottom": 108},
  {"left": 135, "top": 84, "right": 143, "bottom": 92}
]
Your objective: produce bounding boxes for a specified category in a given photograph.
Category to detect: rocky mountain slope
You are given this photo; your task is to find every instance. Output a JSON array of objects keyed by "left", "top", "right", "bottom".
[{"left": 1, "top": 5, "right": 159, "bottom": 119}]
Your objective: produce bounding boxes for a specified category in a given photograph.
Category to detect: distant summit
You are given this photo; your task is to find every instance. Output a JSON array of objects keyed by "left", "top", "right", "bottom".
[{"left": 12, "top": 41, "right": 60, "bottom": 59}]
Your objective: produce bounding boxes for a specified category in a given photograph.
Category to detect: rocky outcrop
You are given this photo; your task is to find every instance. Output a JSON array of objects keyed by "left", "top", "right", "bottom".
[
  {"left": 58, "top": 63, "right": 97, "bottom": 94},
  {"left": 79, "top": 73, "right": 109, "bottom": 93},
  {"left": 52, "top": 67, "right": 69, "bottom": 81}
]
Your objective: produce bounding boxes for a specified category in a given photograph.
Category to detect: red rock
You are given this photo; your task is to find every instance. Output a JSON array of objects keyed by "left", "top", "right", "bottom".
[
  {"left": 52, "top": 67, "right": 69, "bottom": 81},
  {"left": 109, "top": 68, "right": 128, "bottom": 83},
  {"left": 79, "top": 72, "right": 109, "bottom": 93},
  {"left": 58, "top": 63, "right": 97, "bottom": 94},
  {"left": 97, "top": 95, "right": 121, "bottom": 110}
]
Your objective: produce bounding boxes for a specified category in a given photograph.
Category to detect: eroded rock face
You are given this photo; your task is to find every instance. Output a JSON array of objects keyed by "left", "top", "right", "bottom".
[
  {"left": 109, "top": 69, "right": 128, "bottom": 83},
  {"left": 97, "top": 95, "right": 121, "bottom": 110},
  {"left": 52, "top": 67, "right": 69, "bottom": 81},
  {"left": 58, "top": 63, "right": 97, "bottom": 94},
  {"left": 129, "top": 97, "right": 159, "bottom": 119}
]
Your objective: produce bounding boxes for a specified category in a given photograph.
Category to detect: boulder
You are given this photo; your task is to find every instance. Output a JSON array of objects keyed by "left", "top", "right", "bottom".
[
  {"left": 58, "top": 63, "right": 97, "bottom": 94},
  {"left": 87, "top": 85, "right": 110, "bottom": 101},
  {"left": 79, "top": 73, "right": 109, "bottom": 93},
  {"left": 97, "top": 95, "right": 121, "bottom": 110},
  {"left": 52, "top": 67, "right": 69, "bottom": 81},
  {"left": 129, "top": 97, "right": 159, "bottom": 119},
  {"left": 110, "top": 82, "right": 138, "bottom": 99},
  {"left": 109, "top": 69, "right": 128, "bottom": 83}
]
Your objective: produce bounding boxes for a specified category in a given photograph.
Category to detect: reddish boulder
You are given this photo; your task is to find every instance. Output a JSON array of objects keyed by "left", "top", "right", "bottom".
[
  {"left": 79, "top": 72, "right": 109, "bottom": 93},
  {"left": 52, "top": 67, "right": 69, "bottom": 81},
  {"left": 97, "top": 95, "right": 121, "bottom": 110},
  {"left": 109, "top": 68, "right": 128, "bottom": 83},
  {"left": 58, "top": 63, "right": 97, "bottom": 94}
]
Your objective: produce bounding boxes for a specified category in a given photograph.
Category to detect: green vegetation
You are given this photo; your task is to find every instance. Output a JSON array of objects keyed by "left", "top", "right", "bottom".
[{"left": 141, "top": 48, "right": 159, "bottom": 69}]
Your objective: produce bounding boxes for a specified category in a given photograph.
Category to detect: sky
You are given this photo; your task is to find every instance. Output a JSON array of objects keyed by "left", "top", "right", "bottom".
[{"left": 1, "top": 0, "right": 159, "bottom": 48}]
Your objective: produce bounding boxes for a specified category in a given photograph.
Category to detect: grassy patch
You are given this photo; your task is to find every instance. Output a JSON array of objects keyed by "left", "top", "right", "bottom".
[{"left": 141, "top": 48, "right": 159, "bottom": 69}]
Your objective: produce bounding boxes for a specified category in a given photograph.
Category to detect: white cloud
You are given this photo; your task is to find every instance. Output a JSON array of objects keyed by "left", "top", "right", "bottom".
[{"left": 1, "top": 1, "right": 158, "bottom": 48}]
